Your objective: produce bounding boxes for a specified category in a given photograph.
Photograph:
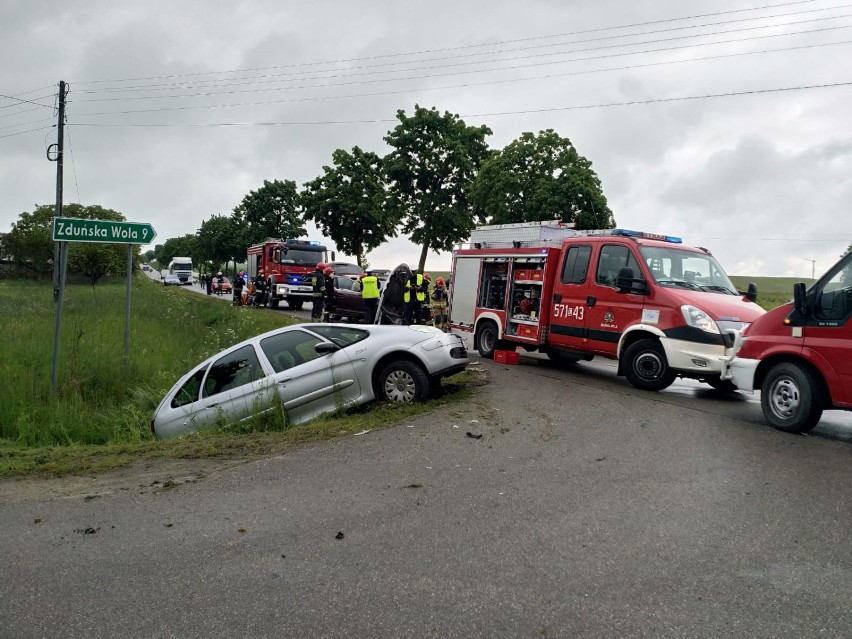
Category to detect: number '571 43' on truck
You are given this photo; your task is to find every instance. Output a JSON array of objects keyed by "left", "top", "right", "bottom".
[{"left": 448, "top": 221, "right": 765, "bottom": 392}]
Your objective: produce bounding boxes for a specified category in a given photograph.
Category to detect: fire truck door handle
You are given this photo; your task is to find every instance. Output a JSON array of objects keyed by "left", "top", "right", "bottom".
[
  {"left": 553, "top": 294, "right": 562, "bottom": 304},
  {"left": 586, "top": 296, "right": 597, "bottom": 307}
]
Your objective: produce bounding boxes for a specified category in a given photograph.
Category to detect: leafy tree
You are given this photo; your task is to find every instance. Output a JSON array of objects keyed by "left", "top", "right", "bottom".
[
  {"left": 156, "top": 235, "right": 198, "bottom": 267},
  {"left": 470, "top": 129, "right": 615, "bottom": 229},
  {"left": 3, "top": 205, "right": 55, "bottom": 278},
  {"left": 301, "top": 146, "right": 396, "bottom": 269},
  {"left": 63, "top": 204, "right": 132, "bottom": 285},
  {"left": 144, "top": 249, "right": 156, "bottom": 262},
  {"left": 233, "top": 179, "right": 305, "bottom": 245},
  {"left": 384, "top": 105, "right": 492, "bottom": 272},
  {"left": 197, "top": 214, "right": 244, "bottom": 274},
  {"left": 4, "top": 203, "right": 136, "bottom": 283}
]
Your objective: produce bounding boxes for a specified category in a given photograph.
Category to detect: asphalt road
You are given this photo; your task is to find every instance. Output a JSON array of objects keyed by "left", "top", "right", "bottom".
[{"left": 2, "top": 307, "right": 852, "bottom": 637}]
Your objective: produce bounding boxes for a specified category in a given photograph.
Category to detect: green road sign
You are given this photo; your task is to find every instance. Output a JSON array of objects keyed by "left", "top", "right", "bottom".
[{"left": 52, "top": 217, "right": 157, "bottom": 244}]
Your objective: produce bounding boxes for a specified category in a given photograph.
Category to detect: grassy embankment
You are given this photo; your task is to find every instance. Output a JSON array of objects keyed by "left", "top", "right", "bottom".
[
  {"left": 729, "top": 275, "right": 805, "bottom": 311},
  {"left": 0, "top": 276, "right": 479, "bottom": 478}
]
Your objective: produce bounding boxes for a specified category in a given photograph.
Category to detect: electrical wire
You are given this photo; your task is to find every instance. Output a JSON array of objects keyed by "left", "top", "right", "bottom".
[
  {"left": 72, "top": 2, "right": 852, "bottom": 95},
  {"left": 68, "top": 35, "right": 852, "bottom": 118},
  {"left": 0, "top": 125, "right": 55, "bottom": 140},
  {"left": 68, "top": 79, "right": 852, "bottom": 129},
  {"left": 71, "top": 0, "right": 822, "bottom": 85},
  {"left": 65, "top": 121, "right": 83, "bottom": 204}
]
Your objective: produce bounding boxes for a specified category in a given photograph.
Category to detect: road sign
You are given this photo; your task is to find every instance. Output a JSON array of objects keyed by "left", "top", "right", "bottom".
[{"left": 52, "top": 217, "right": 157, "bottom": 244}]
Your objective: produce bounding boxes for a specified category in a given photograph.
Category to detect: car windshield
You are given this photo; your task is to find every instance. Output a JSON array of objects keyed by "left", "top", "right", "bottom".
[
  {"left": 172, "top": 262, "right": 191, "bottom": 271},
  {"left": 282, "top": 248, "right": 323, "bottom": 266},
  {"left": 639, "top": 246, "right": 737, "bottom": 294},
  {"left": 332, "top": 263, "right": 362, "bottom": 276}
]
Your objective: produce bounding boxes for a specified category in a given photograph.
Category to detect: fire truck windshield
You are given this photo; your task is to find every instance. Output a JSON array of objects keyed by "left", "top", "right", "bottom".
[
  {"left": 281, "top": 248, "right": 323, "bottom": 266},
  {"left": 639, "top": 246, "right": 737, "bottom": 295}
]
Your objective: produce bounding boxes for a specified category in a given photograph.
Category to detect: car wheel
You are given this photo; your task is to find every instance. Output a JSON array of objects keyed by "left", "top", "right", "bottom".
[
  {"left": 760, "top": 362, "right": 823, "bottom": 433},
  {"left": 622, "top": 339, "right": 677, "bottom": 391},
  {"left": 289, "top": 299, "right": 304, "bottom": 311},
  {"left": 378, "top": 360, "right": 430, "bottom": 403},
  {"left": 475, "top": 321, "right": 499, "bottom": 359},
  {"left": 705, "top": 377, "right": 738, "bottom": 393}
]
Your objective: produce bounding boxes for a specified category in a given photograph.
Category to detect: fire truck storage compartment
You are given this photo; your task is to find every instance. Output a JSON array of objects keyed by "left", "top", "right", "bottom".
[
  {"left": 479, "top": 260, "right": 508, "bottom": 310},
  {"left": 448, "top": 256, "right": 482, "bottom": 328}
]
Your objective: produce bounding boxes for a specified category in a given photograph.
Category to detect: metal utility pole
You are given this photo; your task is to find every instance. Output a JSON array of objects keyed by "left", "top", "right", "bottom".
[
  {"left": 50, "top": 81, "right": 68, "bottom": 301},
  {"left": 50, "top": 81, "right": 68, "bottom": 391}
]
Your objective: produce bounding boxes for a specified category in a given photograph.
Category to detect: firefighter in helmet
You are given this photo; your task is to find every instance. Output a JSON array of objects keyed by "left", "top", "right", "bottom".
[
  {"left": 311, "top": 262, "right": 327, "bottom": 322},
  {"left": 252, "top": 268, "right": 267, "bottom": 307},
  {"left": 431, "top": 276, "right": 449, "bottom": 332}
]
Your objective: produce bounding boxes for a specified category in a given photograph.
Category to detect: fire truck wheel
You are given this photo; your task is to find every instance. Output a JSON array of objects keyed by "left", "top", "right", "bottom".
[
  {"left": 377, "top": 360, "right": 429, "bottom": 403},
  {"left": 760, "top": 362, "right": 823, "bottom": 433},
  {"left": 622, "top": 339, "right": 676, "bottom": 391},
  {"left": 475, "top": 321, "right": 499, "bottom": 359}
]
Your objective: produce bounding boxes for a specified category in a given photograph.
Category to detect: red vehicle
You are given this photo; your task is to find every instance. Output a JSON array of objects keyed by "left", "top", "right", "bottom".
[
  {"left": 212, "top": 275, "right": 232, "bottom": 295},
  {"left": 726, "top": 250, "right": 852, "bottom": 432},
  {"left": 246, "top": 238, "right": 331, "bottom": 310},
  {"left": 449, "top": 221, "right": 765, "bottom": 391}
]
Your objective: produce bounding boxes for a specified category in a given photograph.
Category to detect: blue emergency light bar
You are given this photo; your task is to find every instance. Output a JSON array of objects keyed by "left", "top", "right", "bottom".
[
  {"left": 285, "top": 238, "right": 323, "bottom": 246},
  {"left": 611, "top": 228, "right": 682, "bottom": 244}
]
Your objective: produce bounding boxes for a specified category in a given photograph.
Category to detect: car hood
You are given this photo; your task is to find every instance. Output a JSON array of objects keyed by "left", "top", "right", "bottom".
[{"left": 662, "top": 289, "right": 765, "bottom": 322}]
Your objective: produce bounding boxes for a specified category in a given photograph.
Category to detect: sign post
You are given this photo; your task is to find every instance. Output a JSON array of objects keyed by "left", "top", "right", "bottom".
[{"left": 50, "top": 217, "right": 157, "bottom": 392}]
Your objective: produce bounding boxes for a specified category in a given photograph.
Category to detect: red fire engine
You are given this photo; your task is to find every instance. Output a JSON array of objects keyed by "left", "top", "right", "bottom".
[
  {"left": 449, "top": 220, "right": 765, "bottom": 392},
  {"left": 246, "top": 238, "right": 332, "bottom": 310}
]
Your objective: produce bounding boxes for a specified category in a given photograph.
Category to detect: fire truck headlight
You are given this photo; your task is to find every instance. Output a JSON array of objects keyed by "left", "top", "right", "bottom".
[{"left": 681, "top": 305, "right": 721, "bottom": 334}]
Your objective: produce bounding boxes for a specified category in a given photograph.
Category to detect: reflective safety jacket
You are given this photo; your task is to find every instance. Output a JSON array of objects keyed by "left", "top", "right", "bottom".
[
  {"left": 312, "top": 269, "right": 324, "bottom": 297},
  {"left": 361, "top": 275, "right": 380, "bottom": 299},
  {"left": 404, "top": 273, "right": 425, "bottom": 303}
]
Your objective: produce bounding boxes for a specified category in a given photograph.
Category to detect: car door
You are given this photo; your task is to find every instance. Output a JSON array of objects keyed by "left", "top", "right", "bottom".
[
  {"left": 258, "top": 328, "right": 361, "bottom": 424},
  {"left": 198, "top": 344, "right": 275, "bottom": 427},
  {"left": 805, "top": 255, "right": 852, "bottom": 404},
  {"left": 582, "top": 243, "right": 647, "bottom": 356},
  {"left": 549, "top": 244, "right": 593, "bottom": 351}
]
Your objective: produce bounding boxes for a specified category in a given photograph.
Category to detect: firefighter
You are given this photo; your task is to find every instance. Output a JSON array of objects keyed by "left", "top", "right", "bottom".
[
  {"left": 360, "top": 271, "right": 381, "bottom": 325},
  {"left": 431, "top": 276, "right": 449, "bottom": 332},
  {"left": 311, "top": 262, "right": 326, "bottom": 322},
  {"left": 232, "top": 269, "right": 245, "bottom": 305},
  {"left": 322, "top": 266, "right": 336, "bottom": 322},
  {"left": 252, "top": 268, "right": 267, "bottom": 307}
]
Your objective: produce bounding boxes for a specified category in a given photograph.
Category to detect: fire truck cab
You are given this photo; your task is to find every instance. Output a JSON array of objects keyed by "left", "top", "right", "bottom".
[
  {"left": 449, "top": 221, "right": 766, "bottom": 392},
  {"left": 246, "top": 238, "right": 331, "bottom": 310},
  {"left": 725, "top": 249, "right": 852, "bottom": 432}
]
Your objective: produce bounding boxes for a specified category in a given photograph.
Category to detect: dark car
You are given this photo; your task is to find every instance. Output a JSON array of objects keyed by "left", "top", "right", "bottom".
[
  {"left": 327, "top": 262, "right": 363, "bottom": 279},
  {"left": 328, "top": 275, "right": 365, "bottom": 322}
]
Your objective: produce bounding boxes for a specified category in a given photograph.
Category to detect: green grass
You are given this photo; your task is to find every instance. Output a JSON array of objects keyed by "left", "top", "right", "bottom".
[
  {"left": 0, "top": 276, "right": 482, "bottom": 477},
  {"left": 729, "top": 275, "right": 807, "bottom": 310}
]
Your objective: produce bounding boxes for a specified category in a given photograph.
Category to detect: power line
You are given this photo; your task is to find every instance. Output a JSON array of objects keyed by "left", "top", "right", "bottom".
[
  {"left": 74, "top": 3, "right": 852, "bottom": 95},
  {"left": 0, "top": 92, "right": 55, "bottom": 110},
  {"left": 71, "top": 0, "right": 821, "bottom": 85},
  {"left": 0, "top": 125, "right": 55, "bottom": 140},
  {"left": 0, "top": 117, "right": 55, "bottom": 131},
  {"left": 70, "top": 17, "right": 852, "bottom": 103},
  {"left": 68, "top": 79, "right": 852, "bottom": 129},
  {"left": 65, "top": 122, "right": 82, "bottom": 204}
]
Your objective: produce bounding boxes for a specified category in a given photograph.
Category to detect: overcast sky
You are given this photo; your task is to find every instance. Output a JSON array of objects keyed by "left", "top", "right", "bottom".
[{"left": 2, "top": 0, "right": 850, "bottom": 278}]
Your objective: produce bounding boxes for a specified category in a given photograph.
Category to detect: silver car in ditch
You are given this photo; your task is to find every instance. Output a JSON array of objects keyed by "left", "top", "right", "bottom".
[{"left": 151, "top": 323, "right": 469, "bottom": 439}]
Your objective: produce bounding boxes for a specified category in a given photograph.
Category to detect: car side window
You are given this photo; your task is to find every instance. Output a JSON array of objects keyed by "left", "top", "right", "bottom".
[
  {"left": 309, "top": 325, "right": 369, "bottom": 349},
  {"left": 596, "top": 245, "right": 643, "bottom": 287},
  {"left": 202, "top": 345, "right": 266, "bottom": 398},
  {"left": 816, "top": 258, "right": 852, "bottom": 321},
  {"left": 171, "top": 367, "right": 207, "bottom": 408},
  {"left": 335, "top": 276, "right": 355, "bottom": 291},
  {"left": 260, "top": 330, "right": 325, "bottom": 373},
  {"left": 560, "top": 245, "right": 591, "bottom": 284}
]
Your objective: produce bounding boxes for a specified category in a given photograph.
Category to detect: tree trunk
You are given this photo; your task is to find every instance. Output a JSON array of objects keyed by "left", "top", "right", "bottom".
[{"left": 417, "top": 241, "right": 429, "bottom": 274}]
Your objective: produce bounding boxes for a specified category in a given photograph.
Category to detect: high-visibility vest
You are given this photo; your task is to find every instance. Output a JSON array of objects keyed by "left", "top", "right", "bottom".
[
  {"left": 361, "top": 275, "right": 380, "bottom": 299},
  {"left": 404, "top": 273, "right": 424, "bottom": 303}
]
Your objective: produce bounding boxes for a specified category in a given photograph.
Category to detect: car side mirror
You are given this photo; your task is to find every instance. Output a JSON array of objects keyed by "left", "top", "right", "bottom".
[
  {"left": 745, "top": 282, "right": 758, "bottom": 302},
  {"left": 793, "top": 282, "right": 808, "bottom": 316},
  {"left": 315, "top": 341, "right": 339, "bottom": 355},
  {"left": 616, "top": 267, "right": 648, "bottom": 295}
]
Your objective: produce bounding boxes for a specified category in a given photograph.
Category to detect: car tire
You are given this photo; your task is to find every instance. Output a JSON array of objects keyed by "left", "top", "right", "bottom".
[
  {"left": 475, "top": 321, "right": 499, "bottom": 359},
  {"left": 377, "top": 360, "right": 430, "bottom": 403},
  {"left": 622, "top": 339, "right": 677, "bottom": 391},
  {"left": 760, "top": 362, "right": 823, "bottom": 433}
]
